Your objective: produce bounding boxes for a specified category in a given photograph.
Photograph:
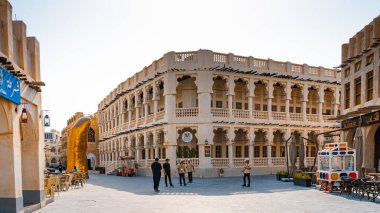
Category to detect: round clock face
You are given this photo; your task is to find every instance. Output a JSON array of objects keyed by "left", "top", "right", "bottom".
[{"left": 182, "top": 131, "right": 193, "bottom": 143}]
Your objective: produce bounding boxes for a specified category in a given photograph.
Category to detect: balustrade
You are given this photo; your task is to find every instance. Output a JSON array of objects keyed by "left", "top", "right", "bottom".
[
  {"left": 272, "top": 112, "right": 286, "bottom": 120},
  {"left": 252, "top": 111, "right": 268, "bottom": 119},
  {"left": 176, "top": 158, "right": 199, "bottom": 168},
  {"left": 211, "top": 158, "right": 229, "bottom": 168},
  {"left": 253, "top": 158, "right": 269, "bottom": 167},
  {"left": 232, "top": 109, "right": 249, "bottom": 118},
  {"left": 290, "top": 113, "right": 303, "bottom": 121},
  {"left": 211, "top": 108, "right": 228, "bottom": 117},
  {"left": 271, "top": 157, "right": 286, "bottom": 166},
  {"left": 156, "top": 111, "right": 165, "bottom": 120},
  {"left": 307, "top": 114, "right": 319, "bottom": 122},
  {"left": 323, "top": 115, "right": 335, "bottom": 122},
  {"left": 176, "top": 108, "right": 199, "bottom": 117},
  {"left": 213, "top": 53, "right": 228, "bottom": 63},
  {"left": 175, "top": 52, "right": 196, "bottom": 62}
]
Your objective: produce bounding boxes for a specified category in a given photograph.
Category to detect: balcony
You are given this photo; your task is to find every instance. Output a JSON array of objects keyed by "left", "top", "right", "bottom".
[
  {"left": 211, "top": 158, "right": 229, "bottom": 168},
  {"left": 272, "top": 112, "right": 286, "bottom": 121},
  {"left": 252, "top": 111, "right": 268, "bottom": 120},
  {"left": 176, "top": 108, "right": 199, "bottom": 117},
  {"left": 271, "top": 157, "right": 286, "bottom": 166},
  {"left": 211, "top": 108, "right": 228, "bottom": 117},
  {"left": 232, "top": 109, "right": 249, "bottom": 118},
  {"left": 290, "top": 113, "right": 303, "bottom": 121},
  {"left": 307, "top": 114, "right": 319, "bottom": 122}
]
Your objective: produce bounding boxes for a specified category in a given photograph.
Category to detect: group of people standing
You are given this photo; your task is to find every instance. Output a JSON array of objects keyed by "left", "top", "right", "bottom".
[
  {"left": 151, "top": 158, "right": 194, "bottom": 192},
  {"left": 151, "top": 158, "right": 251, "bottom": 192}
]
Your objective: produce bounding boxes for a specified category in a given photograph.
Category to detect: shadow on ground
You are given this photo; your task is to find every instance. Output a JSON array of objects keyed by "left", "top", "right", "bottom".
[{"left": 87, "top": 174, "right": 313, "bottom": 196}]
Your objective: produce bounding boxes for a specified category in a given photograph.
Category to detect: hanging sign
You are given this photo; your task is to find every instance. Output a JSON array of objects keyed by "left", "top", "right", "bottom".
[
  {"left": 0, "top": 66, "right": 20, "bottom": 105},
  {"left": 182, "top": 131, "right": 193, "bottom": 143}
]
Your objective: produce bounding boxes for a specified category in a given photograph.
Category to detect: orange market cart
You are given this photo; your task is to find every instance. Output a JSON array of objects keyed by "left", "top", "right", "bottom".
[{"left": 316, "top": 142, "right": 357, "bottom": 192}]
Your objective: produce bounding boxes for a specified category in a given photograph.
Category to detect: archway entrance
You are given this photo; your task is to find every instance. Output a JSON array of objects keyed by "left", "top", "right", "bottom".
[
  {"left": 87, "top": 153, "right": 96, "bottom": 170},
  {"left": 374, "top": 127, "right": 380, "bottom": 172}
]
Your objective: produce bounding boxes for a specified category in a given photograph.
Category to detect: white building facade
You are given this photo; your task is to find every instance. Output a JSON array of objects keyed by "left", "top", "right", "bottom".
[
  {"left": 44, "top": 129, "right": 61, "bottom": 167},
  {"left": 98, "top": 49, "right": 341, "bottom": 176}
]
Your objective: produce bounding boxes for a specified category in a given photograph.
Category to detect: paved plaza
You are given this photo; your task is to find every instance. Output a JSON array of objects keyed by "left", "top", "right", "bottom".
[{"left": 36, "top": 174, "right": 379, "bottom": 213}]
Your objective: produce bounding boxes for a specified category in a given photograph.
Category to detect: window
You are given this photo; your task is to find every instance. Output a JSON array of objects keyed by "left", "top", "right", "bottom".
[
  {"left": 366, "top": 53, "right": 374, "bottom": 66},
  {"left": 244, "top": 146, "right": 249, "bottom": 158},
  {"left": 236, "top": 102, "right": 242, "bottom": 109},
  {"left": 289, "top": 107, "right": 294, "bottom": 113},
  {"left": 281, "top": 106, "right": 285, "bottom": 112},
  {"left": 312, "top": 108, "right": 317, "bottom": 114},
  {"left": 280, "top": 146, "right": 285, "bottom": 157},
  {"left": 344, "top": 68, "right": 350, "bottom": 77},
  {"left": 263, "top": 105, "right": 268, "bottom": 111},
  {"left": 177, "top": 102, "right": 183, "bottom": 108},
  {"left": 244, "top": 103, "right": 248, "bottom": 110},
  {"left": 44, "top": 133, "right": 53, "bottom": 140},
  {"left": 272, "top": 105, "right": 277, "bottom": 112},
  {"left": 216, "top": 101, "right": 223, "bottom": 108},
  {"left": 367, "top": 71, "right": 373, "bottom": 101},
  {"left": 235, "top": 146, "right": 241, "bottom": 158},
  {"left": 254, "top": 146, "right": 260, "bottom": 158},
  {"left": 296, "top": 107, "right": 301, "bottom": 113},
  {"left": 345, "top": 83, "right": 350, "bottom": 109},
  {"left": 271, "top": 146, "right": 276, "bottom": 157},
  {"left": 262, "top": 146, "right": 267, "bottom": 157},
  {"left": 311, "top": 147, "right": 316, "bottom": 157},
  {"left": 355, "top": 77, "right": 361, "bottom": 105},
  {"left": 88, "top": 128, "right": 95, "bottom": 142},
  {"left": 215, "top": 146, "right": 221, "bottom": 158},
  {"left": 255, "top": 104, "right": 261, "bottom": 111},
  {"left": 306, "top": 108, "right": 310, "bottom": 114},
  {"left": 226, "top": 147, "right": 229, "bottom": 158},
  {"left": 354, "top": 61, "right": 361, "bottom": 72}
]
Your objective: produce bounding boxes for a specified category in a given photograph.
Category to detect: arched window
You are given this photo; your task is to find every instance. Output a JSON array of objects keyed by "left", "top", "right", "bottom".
[{"left": 88, "top": 128, "right": 95, "bottom": 142}]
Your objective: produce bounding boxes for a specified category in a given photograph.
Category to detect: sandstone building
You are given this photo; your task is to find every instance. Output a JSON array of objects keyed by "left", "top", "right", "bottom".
[
  {"left": 98, "top": 49, "right": 341, "bottom": 176},
  {"left": 0, "top": 0, "right": 45, "bottom": 211}
]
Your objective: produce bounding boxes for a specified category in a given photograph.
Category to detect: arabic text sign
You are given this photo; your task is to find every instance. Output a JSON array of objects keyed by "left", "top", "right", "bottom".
[{"left": 0, "top": 66, "right": 21, "bottom": 105}]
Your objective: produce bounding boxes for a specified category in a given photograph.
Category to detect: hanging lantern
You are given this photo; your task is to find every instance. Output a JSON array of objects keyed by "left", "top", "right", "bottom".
[
  {"left": 21, "top": 108, "right": 28, "bottom": 123},
  {"left": 44, "top": 114, "right": 50, "bottom": 127}
]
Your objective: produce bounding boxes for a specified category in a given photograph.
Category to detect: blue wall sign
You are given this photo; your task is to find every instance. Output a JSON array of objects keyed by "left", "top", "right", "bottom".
[{"left": 0, "top": 66, "right": 21, "bottom": 105}]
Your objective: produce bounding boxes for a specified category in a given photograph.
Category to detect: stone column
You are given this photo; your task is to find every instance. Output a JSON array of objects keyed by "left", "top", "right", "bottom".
[
  {"left": 165, "top": 125, "right": 177, "bottom": 175},
  {"left": 163, "top": 72, "right": 177, "bottom": 122},
  {"left": 249, "top": 127, "right": 255, "bottom": 164},
  {"left": 333, "top": 88, "right": 340, "bottom": 116},
  {"left": 196, "top": 72, "right": 213, "bottom": 121},
  {"left": 197, "top": 124, "right": 213, "bottom": 169},
  {"left": 285, "top": 83, "right": 292, "bottom": 120},
  {"left": 318, "top": 86, "right": 325, "bottom": 122},
  {"left": 267, "top": 81, "right": 274, "bottom": 121},
  {"left": 227, "top": 77, "right": 235, "bottom": 118},
  {"left": 248, "top": 79, "right": 255, "bottom": 119},
  {"left": 152, "top": 82, "right": 160, "bottom": 121},
  {"left": 302, "top": 84, "right": 309, "bottom": 121},
  {"left": 228, "top": 127, "right": 236, "bottom": 168},
  {"left": 267, "top": 129, "right": 273, "bottom": 167}
]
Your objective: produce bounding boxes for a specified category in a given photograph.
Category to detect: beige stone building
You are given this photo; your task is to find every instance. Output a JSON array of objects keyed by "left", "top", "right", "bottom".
[
  {"left": 339, "top": 15, "right": 380, "bottom": 173},
  {"left": 0, "top": 0, "right": 45, "bottom": 211},
  {"left": 60, "top": 112, "right": 99, "bottom": 170},
  {"left": 98, "top": 49, "right": 341, "bottom": 177},
  {"left": 44, "top": 129, "right": 61, "bottom": 167}
]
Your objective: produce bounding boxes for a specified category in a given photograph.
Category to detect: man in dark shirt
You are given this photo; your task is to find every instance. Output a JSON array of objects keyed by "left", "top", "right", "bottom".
[
  {"left": 151, "top": 158, "right": 162, "bottom": 192},
  {"left": 163, "top": 158, "right": 174, "bottom": 187}
]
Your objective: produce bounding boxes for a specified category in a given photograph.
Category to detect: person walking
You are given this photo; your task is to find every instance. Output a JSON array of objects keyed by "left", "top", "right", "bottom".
[
  {"left": 242, "top": 159, "right": 251, "bottom": 187},
  {"left": 163, "top": 158, "right": 174, "bottom": 187},
  {"left": 177, "top": 160, "right": 187, "bottom": 186},
  {"left": 151, "top": 158, "right": 162, "bottom": 192},
  {"left": 186, "top": 159, "right": 194, "bottom": 183}
]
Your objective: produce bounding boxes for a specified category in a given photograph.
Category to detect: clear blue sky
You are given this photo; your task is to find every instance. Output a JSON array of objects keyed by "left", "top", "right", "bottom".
[{"left": 8, "top": 0, "right": 380, "bottom": 131}]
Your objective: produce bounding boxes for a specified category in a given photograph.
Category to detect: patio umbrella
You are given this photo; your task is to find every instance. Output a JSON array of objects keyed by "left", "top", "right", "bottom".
[
  {"left": 289, "top": 135, "right": 297, "bottom": 177},
  {"left": 353, "top": 128, "right": 363, "bottom": 178},
  {"left": 299, "top": 137, "right": 305, "bottom": 170}
]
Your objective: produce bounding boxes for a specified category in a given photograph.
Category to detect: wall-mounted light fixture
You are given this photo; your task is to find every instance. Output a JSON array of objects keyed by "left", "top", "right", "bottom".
[
  {"left": 204, "top": 139, "right": 208, "bottom": 145},
  {"left": 21, "top": 105, "right": 28, "bottom": 123}
]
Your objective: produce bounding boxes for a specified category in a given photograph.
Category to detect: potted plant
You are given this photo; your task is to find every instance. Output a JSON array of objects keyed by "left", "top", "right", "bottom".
[
  {"left": 293, "top": 172, "right": 312, "bottom": 187},
  {"left": 276, "top": 170, "right": 289, "bottom": 181}
]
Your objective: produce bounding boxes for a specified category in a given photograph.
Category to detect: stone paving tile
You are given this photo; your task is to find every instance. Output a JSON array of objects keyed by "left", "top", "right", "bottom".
[{"left": 36, "top": 174, "right": 379, "bottom": 213}]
